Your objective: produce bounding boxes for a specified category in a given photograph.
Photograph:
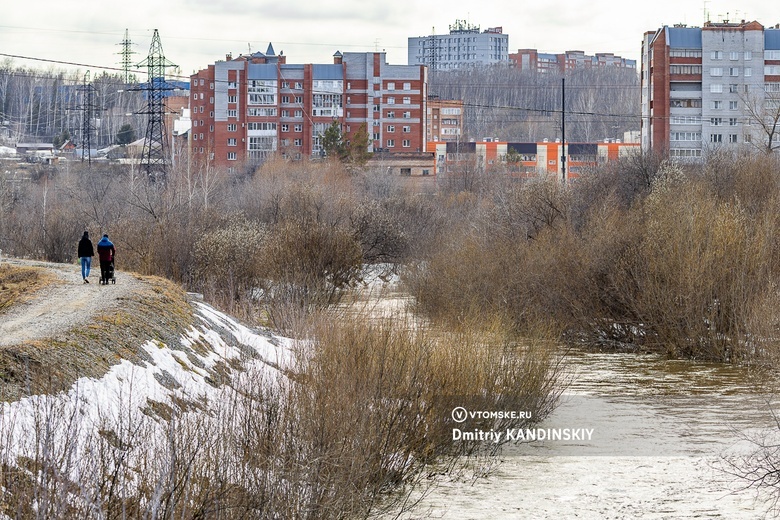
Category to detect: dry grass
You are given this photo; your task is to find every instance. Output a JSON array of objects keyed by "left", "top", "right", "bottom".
[{"left": 0, "top": 264, "right": 59, "bottom": 313}]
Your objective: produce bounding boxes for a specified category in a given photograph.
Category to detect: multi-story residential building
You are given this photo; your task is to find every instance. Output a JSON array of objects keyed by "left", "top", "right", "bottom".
[
  {"left": 427, "top": 96, "right": 463, "bottom": 142},
  {"left": 408, "top": 20, "right": 509, "bottom": 70},
  {"left": 510, "top": 49, "right": 636, "bottom": 72},
  {"left": 641, "top": 20, "right": 780, "bottom": 158},
  {"left": 189, "top": 45, "right": 427, "bottom": 172},
  {"left": 429, "top": 140, "right": 639, "bottom": 181}
]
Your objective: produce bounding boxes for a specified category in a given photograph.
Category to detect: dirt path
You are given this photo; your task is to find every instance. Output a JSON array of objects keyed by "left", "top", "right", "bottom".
[{"left": 0, "top": 257, "right": 146, "bottom": 347}]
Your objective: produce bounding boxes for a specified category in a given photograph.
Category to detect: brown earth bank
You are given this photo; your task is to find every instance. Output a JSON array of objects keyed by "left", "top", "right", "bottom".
[{"left": 0, "top": 257, "right": 194, "bottom": 402}]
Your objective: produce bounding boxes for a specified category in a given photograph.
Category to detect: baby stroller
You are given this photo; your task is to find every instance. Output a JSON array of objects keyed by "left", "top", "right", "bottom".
[{"left": 100, "top": 260, "right": 116, "bottom": 285}]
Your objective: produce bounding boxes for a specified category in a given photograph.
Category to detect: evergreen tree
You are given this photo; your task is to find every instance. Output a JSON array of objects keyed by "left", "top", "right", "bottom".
[{"left": 116, "top": 123, "right": 136, "bottom": 145}]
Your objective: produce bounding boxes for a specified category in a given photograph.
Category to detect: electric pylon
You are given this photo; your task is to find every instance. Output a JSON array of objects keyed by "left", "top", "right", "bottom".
[
  {"left": 135, "top": 29, "right": 177, "bottom": 181},
  {"left": 73, "top": 70, "right": 98, "bottom": 166},
  {"left": 117, "top": 29, "right": 137, "bottom": 85}
]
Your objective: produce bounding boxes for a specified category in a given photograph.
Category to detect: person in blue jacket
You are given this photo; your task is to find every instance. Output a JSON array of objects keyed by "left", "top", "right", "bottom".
[{"left": 96, "top": 234, "right": 116, "bottom": 285}]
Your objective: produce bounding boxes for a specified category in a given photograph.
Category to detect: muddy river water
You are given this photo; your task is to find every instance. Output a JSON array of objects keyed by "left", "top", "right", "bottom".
[
  {"left": 400, "top": 349, "right": 780, "bottom": 519},
  {"left": 354, "top": 276, "right": 780, "bottom": 518}
]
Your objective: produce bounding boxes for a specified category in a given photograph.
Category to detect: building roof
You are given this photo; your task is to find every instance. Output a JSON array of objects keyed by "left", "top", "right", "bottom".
[
  {"left": 767, "top": 28, "right": 780, "bottom": 50},
  {"left": 665, "top": 26, "right": 702, "bottom": 48}
]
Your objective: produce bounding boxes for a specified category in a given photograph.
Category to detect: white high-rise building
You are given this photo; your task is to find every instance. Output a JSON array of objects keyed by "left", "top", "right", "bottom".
[{"left": 408, "top": 20, "right": 509, "bottom": 70}]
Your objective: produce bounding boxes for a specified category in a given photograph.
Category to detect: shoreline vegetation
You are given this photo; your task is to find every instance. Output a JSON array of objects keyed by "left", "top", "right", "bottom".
[{"left": 2, "top": 151, "right": 780, "bottom": 516}]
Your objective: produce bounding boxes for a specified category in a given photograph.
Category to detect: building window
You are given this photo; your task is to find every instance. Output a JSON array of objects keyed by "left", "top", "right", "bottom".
[
  {"left": 228, "top": 152, "right": 237, "bottom": 160},
  {"left": 710, "top": 134, "right": 722, "bottom": 143},
  {"left": 711, "top": 51, "right": 723, "bottom": 60},
  {"left": 373, "top": 104, "right": 380, "bottom": 112},
  {"left": 294, "top": 82, "right": 302, "bottom": 89},
  {"left": 745, "top": 68, "right": 752, "bottom": 77},
  {"left": 387, "top": 82, "right": 395, "bottom": 90},
  {"left": 729, "top": 134, "right": 738, "bottom": 143},
  {"left": 282, "top": 81, "right": 289, "bottom": 88},
  {"left": 729, "top": 101, "right": 738, "bottom": 110},
  {"left": 281, "top": 110, "right": 289, "bottom": 117},
  {"left": 729, "top": 118, "right": 738, "bottom": 126},
  {"left": 729, "top": 84, "right": 738, "bottom": 93},
  {"left": 293, "top": 138, "right": 302, "bottom": 146},
  {"left": 744, "top": 51, "right": 752, "bottom": 60},
  {"left": 294, "top": 110, "right": 302, "bottom": 117},
  {"left": 403, "top": 126, "right": 411, "bottom": 133},
  {"left": 387, "top": 111, "right": 395, "bottom": 118},
  {"left": 227, "top": 109, "right": 237, "bottom": 118},
  {"left": 729, "top": 67, "right": 739, "bottom": 77},
  {"left": 387, "top": 97, "right": 395, "bottom": 104},
  {"left": 282, "top": 95, "right": 290, "bottom": 103},
  {"left": 282, "top": 124, "right": 289, "bottom": 132},
  {"left": 373, "top": 133, "right": 380, "bottom": 140},
  {"left": 228, "top": 95, "right": 237, "bottom": 103},
  {"left": 227, "top": 138, "right": 237, "bottom": 146},
  {"left": 387, "top": 125, "right": 395, "bottom": 132},
  {"left": 227, "top": 124, "right": 237, "bottom": 132},
  {"left": 402, "top": 139, "right": 411, "bottom": 147},
  {"left": 710, "top": 118, "right": 722, "bottom": 126},
  {"left": 710, "top": 67, "right": 723, "bottom": 76},
  {"left": 711, "top": 100, "right": 722, "bottom": 109},
  {"left": 193, "top": 134, "right": 198, "bottom": 141},
  {"left": 387, "top": 139, "right": 395, "bottom": 147},
  {"left": 403, "top": 96, "right": 411, "bottom": 104},
  {"left": 729, "top": 51, "right": 740, "bottom": 61},
  {"left": 403, "top": 82, "right": 411, "bottom": 90},
  {"left": 295, "top": 96, "right": 303, "bottom": 103},
  {"left": 294, "top": 124, "right": 302, "bottom": 132},
  {"left": 710, "top": 84, "right": 723, "bottom": 93}
]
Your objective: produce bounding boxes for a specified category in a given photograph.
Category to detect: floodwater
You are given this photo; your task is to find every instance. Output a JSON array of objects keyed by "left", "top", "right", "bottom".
[
  {"left": 398, "top": 349, "right": 780, "bottom": 519},
  {"left": 351, "top": 273, "right": 780, "bottom": 518}
]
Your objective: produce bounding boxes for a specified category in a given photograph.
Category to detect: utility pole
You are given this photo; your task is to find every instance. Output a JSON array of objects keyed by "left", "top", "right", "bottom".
[
  {"left": 134, "top": 29, "right": 177, "bottom": 181},
  {"left": 561, "top": 77, "right": 566, "bottom": 184}
]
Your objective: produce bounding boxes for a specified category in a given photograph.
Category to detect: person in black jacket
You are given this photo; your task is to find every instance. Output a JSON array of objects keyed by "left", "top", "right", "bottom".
[{"left": 77, "top": 231, "right": 94, "bottom": 283}]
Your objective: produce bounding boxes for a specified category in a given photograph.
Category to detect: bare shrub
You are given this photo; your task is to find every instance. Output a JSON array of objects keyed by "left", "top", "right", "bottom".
[
  {"left": 192, "top": 216, "right": 266, "bottom": 316},
  {"left": 258, "top": 220, "right": 363, "bottom": 331}
]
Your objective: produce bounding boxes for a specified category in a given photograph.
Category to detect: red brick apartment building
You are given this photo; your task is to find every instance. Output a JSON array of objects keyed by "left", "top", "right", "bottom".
[
  {"left": 427, "top": 97, "right": 463, "bottom": 142},
  {"left": 641, "top": 20, "right": 780, "bottom": 158},
  {"left": 189, "top": 45, "right": 427, "bottom": 172},
  {"left": 509, "top": 49, "right": 636, "bottom": 72}
]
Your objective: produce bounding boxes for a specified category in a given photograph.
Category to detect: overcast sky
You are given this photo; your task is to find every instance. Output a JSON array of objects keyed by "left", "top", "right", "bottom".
[{"left": 1, "top": 0, "right": 779, "bottom": 80}]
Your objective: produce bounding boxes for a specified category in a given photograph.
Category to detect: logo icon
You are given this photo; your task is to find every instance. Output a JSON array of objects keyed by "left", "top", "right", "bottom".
[{"left": 451, "top": 406, "right": 468, "bottom": 423}]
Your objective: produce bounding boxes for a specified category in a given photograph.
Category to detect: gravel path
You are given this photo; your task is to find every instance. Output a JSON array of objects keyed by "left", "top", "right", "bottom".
[{"left": 0, "top": 257, "right": 146, "bottom": 347}]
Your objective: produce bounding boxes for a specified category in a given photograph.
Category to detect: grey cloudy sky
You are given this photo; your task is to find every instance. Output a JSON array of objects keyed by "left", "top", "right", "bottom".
[{"left": 1, "top": 0, "right": 778, "bottom": 78}]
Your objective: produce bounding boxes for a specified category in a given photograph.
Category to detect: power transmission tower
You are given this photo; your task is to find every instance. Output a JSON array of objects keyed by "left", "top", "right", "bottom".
[
  {"left": 71, "top": 70, "right": 99, "bottom": 166},
  {"left": 134, "top": 29, "right": 177, "bottom": 181},
  {"left": 117, "top": 29, "right": 137, "bottom": 85}
]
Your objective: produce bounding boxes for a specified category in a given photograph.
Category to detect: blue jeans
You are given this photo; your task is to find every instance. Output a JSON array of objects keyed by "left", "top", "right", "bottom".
[{"left": 81, "top": 257, "right": 92, "bottom": 279}]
